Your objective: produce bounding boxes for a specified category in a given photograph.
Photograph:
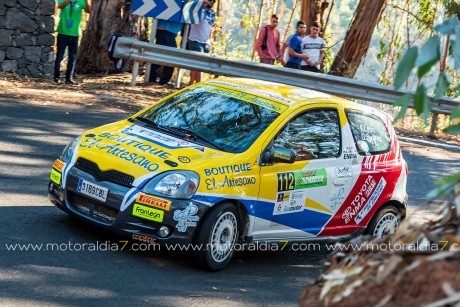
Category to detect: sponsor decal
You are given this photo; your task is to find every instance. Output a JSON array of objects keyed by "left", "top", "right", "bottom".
[
  {"left": 189, "top": 152, "right": 225, "bottom": 160},
  {"left": 277, "top": 169, "right": 327, "bottom": 192},
  {"left": 343, "top": 146, "right": 358, "bottom": 159},
  {"left": 355, "top": 177, "right": 387, "bottom": 224},
  {"left": 52, "top": 159, "right": 65, "bottom": 172},
  {"left": 132, "top": 233, "right": 156, "bottom": 244},
  {"left": 203, "top": 86, "right": 285, "bottom": 113},
  {"left": 206, "top": 81, "right": 294, "bottom": 106},
  {"left": 291, "top": 191, "right": 305, "bottom": 200},
  {"left": 173, "top": 204, "right": 199, "bottom": 232},
  {"left": 358, "top": 125, "right": 384, "bottom": 146},
  {"left": 122, "top": 125, "right": 205, "bottom": 152},
  {"left": 50, "top": 168, "right": 61, "bottom": 185},
  {"left": 273, "top": 151, "right": 291, "bottom": 161},
  {"left": 329, "top": 187, "right": 345, "bottom": 210},
  {"left": 132, "top": 204, "right": 164, "bottom": 222},
  {"left": 273, "top": 200, "right": 304, "bottom": 215},
  {"left": 277, "top": 192, "right": 290, "bottom": 202},
  {"left": 178, "top": 156, "right": 191, "bottom": 163},
  {"left": 334, "top": 166, "right": 352, "bottom": 178},
  {"left": 205, "top": 175, "right": 256, "bottom": 191},
  {"left": 136, "top": 193, "right": 171, "bottom": 211},
  {"left": 295, "top": 169, "right": 327, "bottom": 189},
  {"left": 79, "top": 136, "right": 160, "bottom": 172},
  {"left": 342, "top": 175, "right": 377, "bottom": 224},
  {"left": 204, "top": 163, "right": 252, "bottom": 176},
  {"left": 93, "top": 132, "right": 171, "bottom": 158}
]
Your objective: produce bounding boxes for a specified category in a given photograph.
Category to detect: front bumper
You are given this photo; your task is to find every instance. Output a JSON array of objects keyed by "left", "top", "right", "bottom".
[{"left": 48, "top": 165, "right": 207, "bottom": 245}]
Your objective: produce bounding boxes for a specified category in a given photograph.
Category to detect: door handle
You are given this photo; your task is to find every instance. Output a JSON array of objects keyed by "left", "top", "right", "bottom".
[{"left": 333, "top": 178, "right": 348, "bottom": 186}]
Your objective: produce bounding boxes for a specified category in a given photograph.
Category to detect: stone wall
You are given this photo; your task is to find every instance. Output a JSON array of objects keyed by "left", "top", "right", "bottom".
[{"left": 0, "top": 0, "right": 55, "bottom": 77}]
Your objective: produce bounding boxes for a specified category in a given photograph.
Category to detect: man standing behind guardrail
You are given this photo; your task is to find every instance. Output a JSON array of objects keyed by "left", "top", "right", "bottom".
[
  {"left": 148, "top": 20, "right": 183, "bottom": 85},
  {"left": 54, "top": 0, "right": 91, "bottom": 85},
  {"left": 188, "top": 0, "right": 216, "bottom": 85},
  {"left": 256, "top": 14, "right": 281, "bottom": 65},
  {"left": 300, "top": 21, "right": 325, "bottom": 73},
  {"left": 285, "top": 21, "right": 308, "bottom": 70}
]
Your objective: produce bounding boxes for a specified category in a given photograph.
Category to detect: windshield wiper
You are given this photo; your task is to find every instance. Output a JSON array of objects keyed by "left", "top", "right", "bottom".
[
  {"left": 132, "top": 116, "right": 159, "bottom": 127},
  {"left": 162, "top": 126, "right": 225, "bottom": 151}
]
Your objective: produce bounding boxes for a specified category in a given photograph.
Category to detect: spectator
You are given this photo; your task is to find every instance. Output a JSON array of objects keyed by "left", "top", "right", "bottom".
[
  {"left": 148, "top": 20, "right": 183, "bottom": 85},
  {"left": 300, "top": 21, "right": 325, "bottom": 73},
  {"left": 256, "top": 14, "right": 281, "bottom": 65},
  {"left": 188, "top": 0, "right": 216, "bottom": 86},
  {"left": 280, "top": 33, "right": 294, "bottom": 66},
  {"left": 285, "top": 21, "right": 308, "bottom": 70},
  {"left": 54, "top": 0, "right": 91, "bottom": 85}
]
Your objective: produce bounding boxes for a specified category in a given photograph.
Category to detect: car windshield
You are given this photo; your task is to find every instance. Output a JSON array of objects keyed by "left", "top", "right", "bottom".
[{"left": 138, "top": 85, "right": 281, "bottom": 153}]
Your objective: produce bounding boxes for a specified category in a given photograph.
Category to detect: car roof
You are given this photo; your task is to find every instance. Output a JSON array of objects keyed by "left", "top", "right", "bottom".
[{"left": 206, "top": 77, "right": 364, "bottom": 110}]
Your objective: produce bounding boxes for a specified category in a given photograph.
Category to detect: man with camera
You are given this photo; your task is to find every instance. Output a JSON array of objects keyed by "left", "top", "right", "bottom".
[{"left": 54, "top": 0, "right": 91, "bottom": 85}]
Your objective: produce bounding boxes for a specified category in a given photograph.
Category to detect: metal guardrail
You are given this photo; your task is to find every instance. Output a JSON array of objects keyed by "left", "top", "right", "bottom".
[{"left": 113, "top": 37, "right": 460, "bottom": 115}]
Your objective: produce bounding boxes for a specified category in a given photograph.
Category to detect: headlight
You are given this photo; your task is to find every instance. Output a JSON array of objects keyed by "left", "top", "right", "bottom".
[
  {"left": 143, "top": 171, "right": 199, "bottom": 199},
  {"left": 60, "top": 135, "right": 82, "bottom": 163}
]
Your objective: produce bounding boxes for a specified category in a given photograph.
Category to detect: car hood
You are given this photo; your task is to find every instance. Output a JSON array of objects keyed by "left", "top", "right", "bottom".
[{"left": 74, "top": 120, "right": 231, "bottom": 186}]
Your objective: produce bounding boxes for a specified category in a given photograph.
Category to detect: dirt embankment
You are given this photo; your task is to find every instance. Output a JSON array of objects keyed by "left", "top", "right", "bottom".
[{"left": 0, "top": 72, "right": 175, "bottom": 113}]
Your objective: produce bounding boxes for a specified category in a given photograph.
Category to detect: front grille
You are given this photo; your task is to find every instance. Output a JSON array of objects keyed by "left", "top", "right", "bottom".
[
  {"left": 70, "top": 192, "right": 118, "bottom": 224},
  {"left": 75, "top": 158, "right": 134, "bottom": 187}
]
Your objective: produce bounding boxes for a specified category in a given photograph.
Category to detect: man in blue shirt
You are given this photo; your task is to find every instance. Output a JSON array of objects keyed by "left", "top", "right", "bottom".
[
  {"left": 149, "top": 20, "right": 183, "bottom": 85},
  {"left": 285, "top": 21, "right": 309, "bottom": 70}
]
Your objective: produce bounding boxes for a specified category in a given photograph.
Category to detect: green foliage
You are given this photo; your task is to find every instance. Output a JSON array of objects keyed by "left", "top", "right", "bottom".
[
  {"left": 394, "top": 17, "right": 460, "bottom": 126},
  {"left": 394, "top": 46, "right": 418, "bottom": 90},
  {"left": 427, "top": 172, "right": 460, "bottom": 199},
  {"left": 393, "top": 93, "right": 411, "bottom": 121},
  {"left": 435, "top": 73, "right": 449, "bottom": 98},
  {"left": 415, "top": 36, "right": 440, "bottom": 78},
  {"left": 395, "top": 16, "right": 460, "bottom": 199}
]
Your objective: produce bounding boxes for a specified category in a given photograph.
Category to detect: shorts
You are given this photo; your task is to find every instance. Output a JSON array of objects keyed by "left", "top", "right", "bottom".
[{"left": 187, "top": 40, "right": 211, "bottom": 53}]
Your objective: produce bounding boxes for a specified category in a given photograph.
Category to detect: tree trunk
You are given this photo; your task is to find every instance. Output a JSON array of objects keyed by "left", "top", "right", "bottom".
[
  {"left": 329, "top": 0, "right": 387, "bottom": 77},
  {"left": 76, "top": 0, "right": 149, "bottom": 74},
  {"left": 300, "top": 0, "right": 329, "bottom": 32}
]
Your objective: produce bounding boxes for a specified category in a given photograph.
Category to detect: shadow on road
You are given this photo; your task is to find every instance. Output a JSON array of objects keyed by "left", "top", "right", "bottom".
[
  {"left": 0, "top": 99, "right": 129, "bottom": 198},
  {"left": 0, "top": 205, "right": 327, "bottom": 306}
]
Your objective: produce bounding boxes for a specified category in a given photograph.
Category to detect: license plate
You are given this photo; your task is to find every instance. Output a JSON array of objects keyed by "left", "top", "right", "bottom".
[{"left": 77, "top": 179, "right": 108, "bottom": 202}]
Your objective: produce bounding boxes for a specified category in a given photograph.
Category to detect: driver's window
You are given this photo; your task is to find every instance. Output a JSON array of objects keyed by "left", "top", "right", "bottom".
[{"left": 273, "top": 109, "right": 341, "bottom": 160}]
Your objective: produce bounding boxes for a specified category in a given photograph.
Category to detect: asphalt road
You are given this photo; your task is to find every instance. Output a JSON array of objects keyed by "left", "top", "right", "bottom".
[{"left": 0, "top": 99, "right": 459, "bottom": 306}]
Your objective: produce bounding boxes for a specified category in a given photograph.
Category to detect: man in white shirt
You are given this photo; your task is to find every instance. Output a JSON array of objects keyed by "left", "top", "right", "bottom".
[
  {"left": 188, "top": 0, "right": 215, "bottom": 85},
  {"left": 300, "top": 21, "right": 325, "bottom": 73}
]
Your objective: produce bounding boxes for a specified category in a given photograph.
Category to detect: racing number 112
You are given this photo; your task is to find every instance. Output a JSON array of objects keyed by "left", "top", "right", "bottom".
[{"left": 277, "top": 172, "right": 295, "bottom": 192}]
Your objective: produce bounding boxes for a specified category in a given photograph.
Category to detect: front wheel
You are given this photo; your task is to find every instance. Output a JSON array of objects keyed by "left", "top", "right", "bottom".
[
  {"left": 193, "top": 203, "right": 240, "bottom": 271},
  {"left": 365, "top": 205, "right": 400, "bottom": 238}
]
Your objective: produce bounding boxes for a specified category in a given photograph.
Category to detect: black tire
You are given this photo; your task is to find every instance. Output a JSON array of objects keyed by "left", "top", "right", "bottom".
[
  {"left": 365, "top": 205, "right": 401, "bottom": 238},
  {"left": 193, "top": 203, "right": 240, "bottom": 271}
]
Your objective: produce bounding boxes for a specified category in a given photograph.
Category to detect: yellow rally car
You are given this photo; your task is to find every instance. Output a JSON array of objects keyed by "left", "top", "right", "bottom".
[{"left": 48, "top": 78, "right": 408, "bottom": 271}]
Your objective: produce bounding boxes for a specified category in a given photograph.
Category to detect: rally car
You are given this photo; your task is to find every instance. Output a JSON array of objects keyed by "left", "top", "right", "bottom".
[{"left": 48, "top": 78, "right": 408, "bottom": 271}]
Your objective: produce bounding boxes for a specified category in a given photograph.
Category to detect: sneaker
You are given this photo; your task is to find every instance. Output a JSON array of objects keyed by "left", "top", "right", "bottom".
[
  {"left": 53, "top": 78, "right": 61, "bottom": 83},
  {"left": 66, "top": 79, "right": 79, "bottom": 85}
]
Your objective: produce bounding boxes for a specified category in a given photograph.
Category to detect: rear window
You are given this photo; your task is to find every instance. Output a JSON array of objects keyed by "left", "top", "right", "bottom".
[{"left": 345, "top": 110, "right": 390, "bottom": 155}]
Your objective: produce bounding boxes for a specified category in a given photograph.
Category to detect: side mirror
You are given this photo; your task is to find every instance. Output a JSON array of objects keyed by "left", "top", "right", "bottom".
[{"left": 270, "top": 147, "right": 296, "bottom": 164}]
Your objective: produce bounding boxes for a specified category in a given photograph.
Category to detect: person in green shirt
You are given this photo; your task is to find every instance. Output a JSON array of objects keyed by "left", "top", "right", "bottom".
[{"left": 54, "top": 0, "right": 91, "bottom": 85}]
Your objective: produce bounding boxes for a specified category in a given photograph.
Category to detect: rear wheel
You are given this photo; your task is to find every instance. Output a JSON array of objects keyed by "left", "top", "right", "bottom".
[
  {"left": 193, "top": 203, "right": 240, "bottom": 271},
  {"left": 366, "top": 205, "right": 400, "bottom": 238}
]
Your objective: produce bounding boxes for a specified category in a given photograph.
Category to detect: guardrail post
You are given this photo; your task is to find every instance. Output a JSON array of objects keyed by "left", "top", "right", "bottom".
[
  {"left": 175, "top": 24, "right": 190, "bottom": 89},
  {"left": 429, "top": 112, "right": 439, "bottom": 138},
  {"left": 131, "top": 62, "right": 140, "bottom": 86},
  {"left": 144, "top": 19, "right": 159, "bottom": 83},
  {"left": 130, "top": 47, "right": 145, "bottom": 86}
]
